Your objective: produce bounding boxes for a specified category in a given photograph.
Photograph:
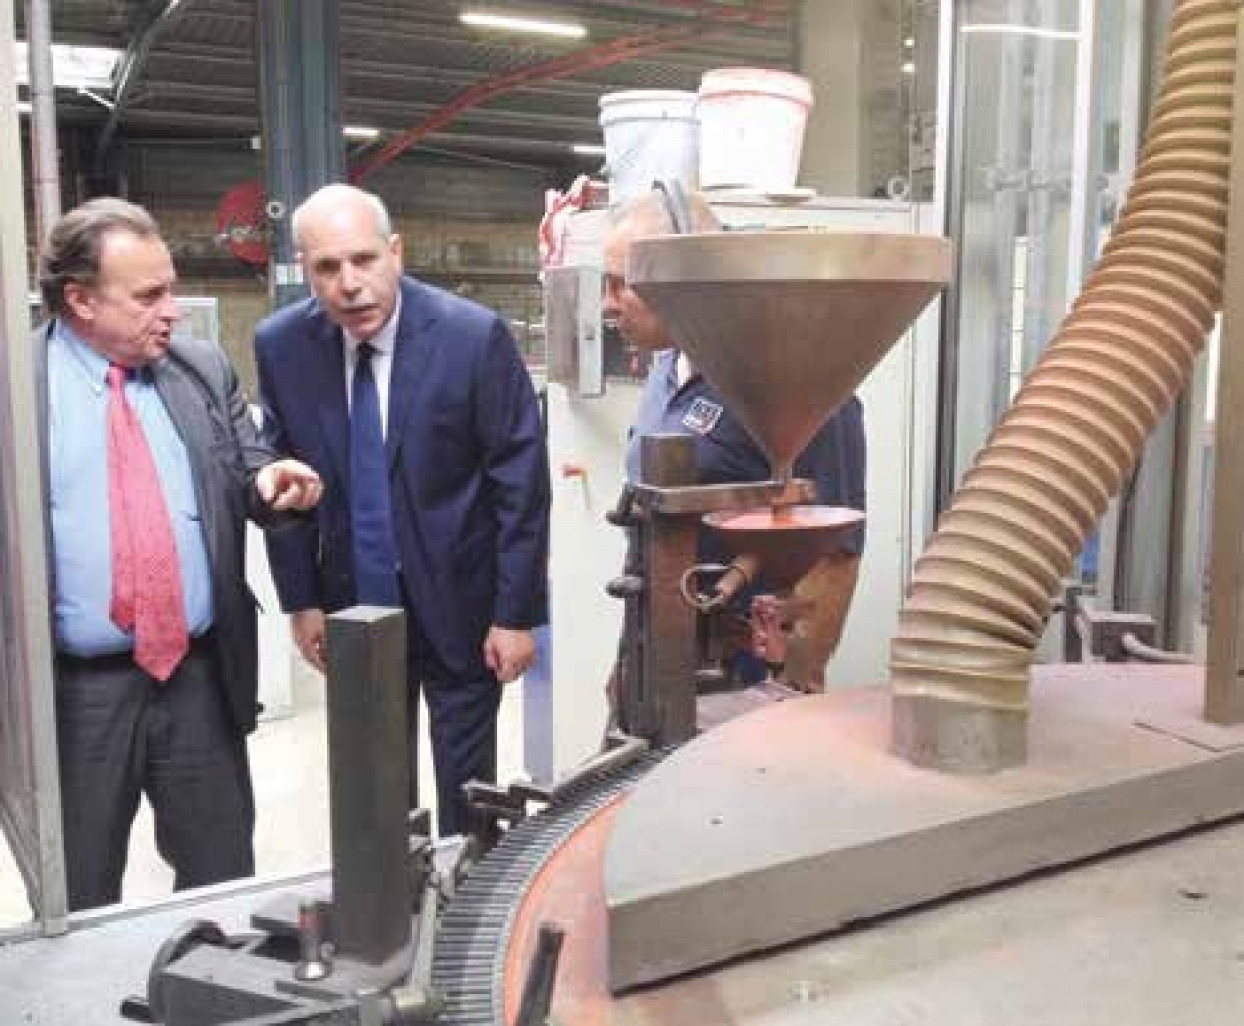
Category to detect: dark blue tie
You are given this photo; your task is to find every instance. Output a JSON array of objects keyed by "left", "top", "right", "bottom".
[{"left": 350, "top": 342, "right": 400, "bottom": 605}]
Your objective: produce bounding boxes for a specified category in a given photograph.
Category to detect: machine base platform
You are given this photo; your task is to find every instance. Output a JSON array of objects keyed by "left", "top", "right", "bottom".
[{"left": 606, "top": 664, "right": 1244, "bottom": 989}]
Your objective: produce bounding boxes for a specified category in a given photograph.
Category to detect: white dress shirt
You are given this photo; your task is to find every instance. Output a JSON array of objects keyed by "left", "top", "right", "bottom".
[{"left": 343, "top": 292, "right": 401, "bottom": 437}]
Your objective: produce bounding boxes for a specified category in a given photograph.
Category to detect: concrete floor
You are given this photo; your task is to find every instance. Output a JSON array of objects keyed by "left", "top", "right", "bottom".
[{"left": 0, "top": 661, "right": 527, "bottom": 929}]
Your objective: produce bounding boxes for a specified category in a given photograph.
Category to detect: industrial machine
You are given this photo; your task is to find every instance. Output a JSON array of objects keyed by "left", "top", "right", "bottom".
[
  {"left": 428, "top": 228, "right": 953, "bottom": 1023},
  {"left": 530, "top": 192, "right": 944, "bottom": 781},
  {"left": 130, "top": 609, "right": 444, "bottom": 1026},
  {"left": 117, "top": 5, "right": 1244, "bottom": 1021},
  {"left": 130, "top": 226, "right": 951, "bottom": 1025},
  {"left": 602, "top": 229, "right": 946, "bottom": 743}
]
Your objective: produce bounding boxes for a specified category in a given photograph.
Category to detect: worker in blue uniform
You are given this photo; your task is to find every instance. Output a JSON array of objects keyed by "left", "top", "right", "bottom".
[{"left": 603, "top": 187, "right": 867, "bottom": 689}]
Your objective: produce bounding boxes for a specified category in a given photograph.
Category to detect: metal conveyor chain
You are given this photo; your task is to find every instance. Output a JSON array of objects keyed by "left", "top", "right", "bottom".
[{"left": 430, "top": 750, "right": 666, "bottom": 1025}]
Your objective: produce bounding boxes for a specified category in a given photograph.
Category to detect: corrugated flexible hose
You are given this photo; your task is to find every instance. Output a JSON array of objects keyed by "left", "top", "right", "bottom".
[{"left": 890, "top": 0, "right": 1234, "bottom": 769}]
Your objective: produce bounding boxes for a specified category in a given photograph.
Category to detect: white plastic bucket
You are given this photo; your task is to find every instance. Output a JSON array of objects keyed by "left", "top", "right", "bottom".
[
  {"left": 599, "top": 90, "right": 699, "bottom": 205},
  {"left": 697, "top": 68, "right": 813, "bottom": 191}
]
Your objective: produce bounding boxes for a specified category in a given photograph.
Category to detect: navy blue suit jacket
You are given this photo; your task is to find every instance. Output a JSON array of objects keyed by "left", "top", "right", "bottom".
[{"left": 254, "top": 276, "right": 550, "bottom": 685}]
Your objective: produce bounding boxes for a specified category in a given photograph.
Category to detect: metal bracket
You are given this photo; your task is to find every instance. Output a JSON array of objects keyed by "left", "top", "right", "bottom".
[{"left": 1064, "top": 583, "right": 1160, "bottom": 662}]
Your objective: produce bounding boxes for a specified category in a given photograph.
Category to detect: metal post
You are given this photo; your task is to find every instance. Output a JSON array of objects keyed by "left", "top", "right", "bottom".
[
  {"left": 1022, "top": 4, "right": 1057, "bottom": 381},
  {"left": 931, "top": 0, "right": 960, "bottom": 519},
  {"left": 0, "top": 0, "right": 63, "bottom": 933},
  {"left": 1203, "top": 4, "right": 1244, "bottom": 725},
  {"left": 987, "top": 0, "right": 1023, "bottom": 418},
  {"left": 24, "top": 0, "right": 58, "bottom": 245},
  {"left": 325, "top": 607, "right": 412, "bottom": 964},
  {"left": 1065, "top": 0, "right": 1103, "bottom": 303},
  {"left": 628, "top": 435, "right": 699, "bottom": 744},
  {"left": 257, "top": 0, "right": 344, "bottom": 310},
  {"left": 1085, "top": 10, "right": 1150, "bottom": 636}
]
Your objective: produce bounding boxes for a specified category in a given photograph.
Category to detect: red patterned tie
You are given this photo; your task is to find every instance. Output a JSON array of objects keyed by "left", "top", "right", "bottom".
[{"left": 106, "top": 365, "right": 189, "bottom": 681}]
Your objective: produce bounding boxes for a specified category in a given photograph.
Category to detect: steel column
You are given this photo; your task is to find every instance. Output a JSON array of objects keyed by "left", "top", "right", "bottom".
[
  {"left": 24, "top": 0, "right": 58, "bottom": 244},
  {"left": 1203, "top": 4, "right": 1244, "bottom": 725},
  {"left": 0, "top": 0, "right": 63, "bottom": 933},
  {"left": 256, "top": 0, "right": 344, "bottom": 310},
  {"left": 325, "top": 607, "right": 412, "bottom": 965},
  {"left": 623, "top": 435, "right": 700, "bottom": 744}
]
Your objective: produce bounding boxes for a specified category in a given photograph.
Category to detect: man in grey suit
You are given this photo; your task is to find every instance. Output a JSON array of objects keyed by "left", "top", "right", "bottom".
[{"left": 37, "top": 197, "right": 322, "bottom": 911}]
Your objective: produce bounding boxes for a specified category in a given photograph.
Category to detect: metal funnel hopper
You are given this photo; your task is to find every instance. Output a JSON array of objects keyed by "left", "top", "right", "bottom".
[
  {"left": 629, "top": 231, "right": 953, "bottom": 480},
  {"left": 704, "top": 505, "right": 865, "bottom": 591}
]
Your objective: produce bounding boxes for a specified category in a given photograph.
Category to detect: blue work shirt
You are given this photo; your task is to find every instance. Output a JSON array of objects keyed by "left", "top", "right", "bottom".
[
  {"left": 625, "top": 348, "right": 867, "bottom": 557},
  {"left": 48, "top": 322, "right": 214, "bottom": 656}
]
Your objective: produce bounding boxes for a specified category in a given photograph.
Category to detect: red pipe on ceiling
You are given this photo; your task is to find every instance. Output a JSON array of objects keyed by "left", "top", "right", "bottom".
[{"left": 350, "top": 1, "right": 791, "bottom": 181}]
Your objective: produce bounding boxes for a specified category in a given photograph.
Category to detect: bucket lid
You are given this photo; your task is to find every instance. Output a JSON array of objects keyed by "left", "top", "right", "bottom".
[
  {"left": 599, "top": 89, "right": 698, "bottom": 110},
  {"left": 698, "top": 67, "right": 813, "bottom": 106}
]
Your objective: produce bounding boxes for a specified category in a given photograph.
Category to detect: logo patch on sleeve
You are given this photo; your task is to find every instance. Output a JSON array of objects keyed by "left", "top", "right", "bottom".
[{"left": 682, "top": 398, "right": 723, "bottom": 435}]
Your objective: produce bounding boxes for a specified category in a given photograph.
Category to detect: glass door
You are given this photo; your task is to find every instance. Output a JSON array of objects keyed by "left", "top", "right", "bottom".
[
  {"left": 938, "top": 0, "right": 1145, "bottom": 601},
  {"left": 944, "top": 0, "right": 1081, "bottom": 487}
]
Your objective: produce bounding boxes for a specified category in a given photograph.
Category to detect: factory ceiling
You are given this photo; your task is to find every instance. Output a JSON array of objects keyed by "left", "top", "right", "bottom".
[{"left": 16, "top": 0, "right": 795, "bottom": 171}]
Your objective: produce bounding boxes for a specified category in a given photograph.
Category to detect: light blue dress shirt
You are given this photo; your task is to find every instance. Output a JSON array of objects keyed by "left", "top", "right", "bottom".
[{"left": 48, "top": 322, "right": 214, "bottom": 656}]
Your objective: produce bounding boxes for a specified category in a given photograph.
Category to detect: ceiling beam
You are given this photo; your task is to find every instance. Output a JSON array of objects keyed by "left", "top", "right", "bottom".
[
  {"left": 149, "top": 46, "right": 609, "bottom": 101},
  {"left": 339, "top": 16, "right": 785, "bottom": 60},
  {"left": 113, "top": 106, "right": 597, "bottom": 157},
  {"left": 145, "top": 10, "right": 793, "bottom": 82},
  {"left": 131, "top": 78, "right": 599, "bottom": 131},
  {"left": 345, "top": 97, "right": 599, "bottom": 133}
]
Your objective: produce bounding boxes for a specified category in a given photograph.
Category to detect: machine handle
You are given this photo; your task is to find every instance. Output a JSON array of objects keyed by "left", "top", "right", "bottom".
[
  {"left": 118, "top": 997, "right": 155, "bottom": 1023},
  {"left": 606, "top": 483, "right": 641, "bottom": 528},
  {"left": 514, "top": 922, "right": 566, "bottom": 1026},
  {"left": 606, "top": 574, "right": 644, "bottom": 600}
]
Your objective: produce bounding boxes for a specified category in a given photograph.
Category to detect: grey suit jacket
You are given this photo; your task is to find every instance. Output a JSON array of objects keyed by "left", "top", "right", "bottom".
[{"left": 36, "top": 323, "right": 287, "bottom": 734}]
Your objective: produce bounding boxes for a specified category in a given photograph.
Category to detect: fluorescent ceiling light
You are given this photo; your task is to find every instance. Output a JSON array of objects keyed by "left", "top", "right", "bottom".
[
  {"left": 344, "top": 125, "right": 380, "bottom": 140},
  {"left": 960, "top": 23, "right": 1079, "bottom": 41},
  {"left": 16, "top": 100, "right": 31, "bottom": 114},
  {"left": 903, "top": 36, "right": 915, "bottom": 48},
  {"left": 901, "top": 61, "right": 916, "bottom": 75},
  {"left": 570, "top": 143, "right": 606, "bottom": 156},
  {"left": 460, "top": 11, "right": 587, "bottom": 38},
  {"left": 14, "top": 42, "right": 122, "bottom": 90}
]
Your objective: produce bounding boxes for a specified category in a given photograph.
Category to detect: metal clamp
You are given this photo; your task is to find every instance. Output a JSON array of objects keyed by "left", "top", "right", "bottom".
[
  {"left": 678, "top": 562, "right": 738, "bottom": 613},
  {"left": 679, "top": 552, "right": 761, "bottom": 613}
]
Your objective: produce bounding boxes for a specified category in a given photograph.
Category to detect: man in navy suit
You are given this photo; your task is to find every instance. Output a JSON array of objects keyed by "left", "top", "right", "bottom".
[{"left": 254, "top": 183, "right": 550, "bottom": 835}]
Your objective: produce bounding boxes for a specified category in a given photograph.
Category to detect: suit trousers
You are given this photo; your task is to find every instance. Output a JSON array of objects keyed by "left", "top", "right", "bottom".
[
  {"left": 54, "top": 637, "right": 255, "bottom": 911},
  {"left": 408, "top": 675, "right": 503, "bottom": 837}
]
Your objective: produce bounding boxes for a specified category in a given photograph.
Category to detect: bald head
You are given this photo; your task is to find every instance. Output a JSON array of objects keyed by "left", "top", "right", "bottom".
[
  {"left": 609, "top": 188, "right": 720, "bottom": 238},
  {"left": 292, "top": 183, "right": 392, "bottom": 250},
  {"left": 602, "top": 188, "right": 721, "bottom": 353},
  {"left": 294, "top": 183, "right": 404, "bottom": 342}
]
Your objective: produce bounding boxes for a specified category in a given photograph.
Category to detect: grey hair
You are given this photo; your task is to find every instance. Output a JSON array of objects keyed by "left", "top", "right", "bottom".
[
  {"left": 39, "top": 197, "right": 162, "bottom": 316},
  {"left": 608, "top": 187, "right": 722, "bottom": 235},
  {"left": 292, "top": 183, "right": 393, "bottom": 249}
]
